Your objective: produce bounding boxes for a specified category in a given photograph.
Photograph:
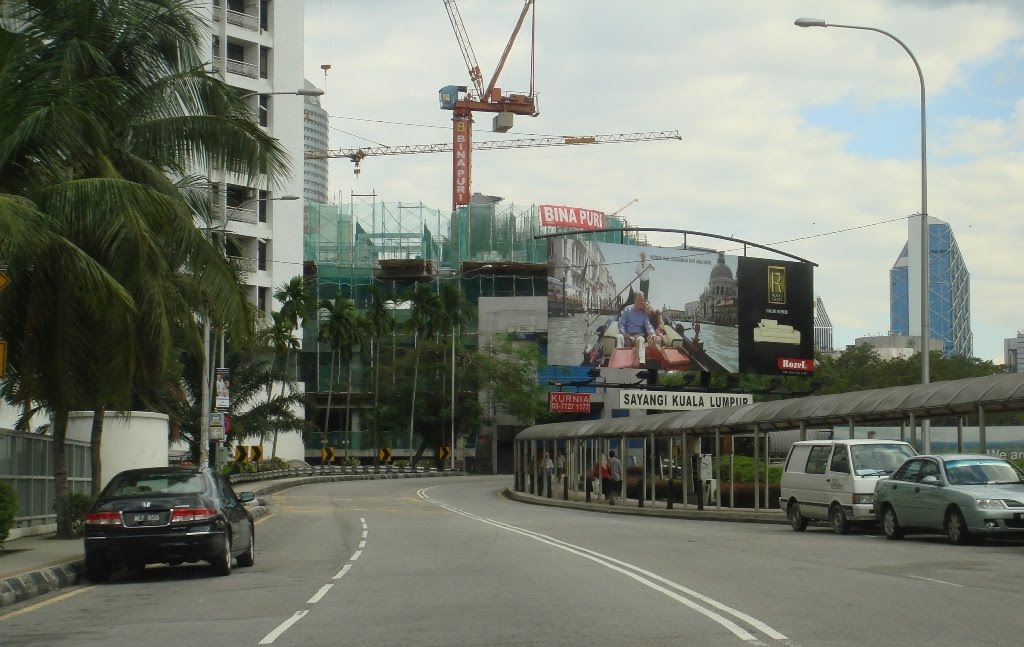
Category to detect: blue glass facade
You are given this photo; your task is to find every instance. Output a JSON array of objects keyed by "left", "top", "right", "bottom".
[{"left": 889, "top": 220, "right": 972, "bottom": 358}]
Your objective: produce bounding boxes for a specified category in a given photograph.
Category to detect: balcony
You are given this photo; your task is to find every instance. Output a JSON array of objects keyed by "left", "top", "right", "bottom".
[
  {"left": 228, "top": 255, "right": 258, "bottom": 275},
  {"left": 216, "top": 203, "right": 258, "bottom": 225},
  {"left": 211, "top": 55, "right": 259, "bottom": 79},
  {"left": 212, "top": 1, "right": 259, "bottom": 31}
]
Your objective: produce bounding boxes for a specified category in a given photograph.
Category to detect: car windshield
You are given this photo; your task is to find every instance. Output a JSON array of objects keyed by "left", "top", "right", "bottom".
[
  {"left": 944, "top": 459, "right": 1024, "bottom": 486},
  {"left": 850, "top": 444, "right": 916, "bottom": 476},
  {"left": 104, "top": 471, "right": 204, "bottom": 497}
]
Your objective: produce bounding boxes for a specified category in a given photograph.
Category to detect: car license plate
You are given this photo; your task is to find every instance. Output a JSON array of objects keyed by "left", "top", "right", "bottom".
[{"left": 131, "top": 513, "right": 164, "bottom": 526}]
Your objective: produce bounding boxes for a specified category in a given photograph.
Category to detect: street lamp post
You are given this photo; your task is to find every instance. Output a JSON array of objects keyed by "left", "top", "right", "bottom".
[
  {"left": 198, "top": 194, "right": 300, "bottom": 468},
  {"left": 795, "top": 17, "right": 931, "bottom": 451}
]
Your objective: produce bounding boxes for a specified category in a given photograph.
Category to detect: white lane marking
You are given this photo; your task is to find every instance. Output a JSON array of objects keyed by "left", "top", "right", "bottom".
[
  {"left": 259, "top": 610, "right": 308, "bottom": 644},
  {"left": 307, "top": 584, "right": 334, "bottom": 604},
  {"left": 908, "top": 575, "right": 963, "bottom": 587},
  {"left": 417, "top": 488, "right": 786, "bottom": 643},
  {"left": 361, "top": 530, "right": 368, "bottom": 538},
  {"left": 360, "top": 517, "right": 366, "bottom": 524},
  {"left": 350, "top": 550, "right": 362, "bottom": 561},
  {"left": 333, "top": 564, "right": 352, "bottom": 580},
  {"left": 358, "top": 540, "right": 366, "bottom": 548}
]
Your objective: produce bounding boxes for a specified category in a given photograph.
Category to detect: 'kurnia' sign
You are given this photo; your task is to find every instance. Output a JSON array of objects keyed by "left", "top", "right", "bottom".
[
  {"left": 618, "top": 390, "right": 753, "bottom": 411},
  {"left": 550, "top": 392, "right": 591, "bottom": 413},
  {"left": 538, "top": 205, "right": 605, "bottom": 231}
]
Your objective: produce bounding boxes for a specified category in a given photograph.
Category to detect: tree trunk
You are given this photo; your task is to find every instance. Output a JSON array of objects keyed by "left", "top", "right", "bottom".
[
  {"left": 408, "top": 329, "right": 419, "bottom": 466},
  {"left": 345, "top": 360, "right": 353, "bottom": 464},
  {"left": 52, "top": 407, "right": 73, "bottom": 538},
  {"left": 272, "top": 349, "right": 290, "bottom": 459},
  {"left": 90, "top": 409, "right": 105, "bottom": 498},
  {"left": 322, "top": 350, "right": 337, "bottom": 457},
  {"left": 372, "top": 339, "right": 380, "bottom": 473}
]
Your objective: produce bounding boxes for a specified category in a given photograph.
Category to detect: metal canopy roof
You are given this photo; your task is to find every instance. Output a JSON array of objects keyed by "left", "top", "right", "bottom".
[{"left": 516, "top": 373, "right": 1024, "bottom": 441}]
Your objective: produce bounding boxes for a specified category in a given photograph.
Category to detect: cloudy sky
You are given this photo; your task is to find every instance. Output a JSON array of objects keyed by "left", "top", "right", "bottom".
[{"left": 302, "top": 1, "right": 1023, "bottom": 363}]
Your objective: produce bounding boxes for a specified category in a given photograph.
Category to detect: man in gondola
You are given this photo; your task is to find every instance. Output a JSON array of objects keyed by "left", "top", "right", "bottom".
[{"left": 617, "top": 291, "right": 655, "bottom": 366}]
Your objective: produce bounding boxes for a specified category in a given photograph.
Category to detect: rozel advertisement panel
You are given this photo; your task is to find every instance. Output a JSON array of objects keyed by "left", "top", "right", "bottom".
[
  {"left": 546, "top": 239, "right": 813, "bottom": 377},
  {"left": 736, "top": 257, "right": 814, "bottom": 375}
]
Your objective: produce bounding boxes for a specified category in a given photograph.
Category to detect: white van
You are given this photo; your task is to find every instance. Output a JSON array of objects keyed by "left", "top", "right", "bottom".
[{"left": 780, "top": 439, "right": 917, "bottom": 534}]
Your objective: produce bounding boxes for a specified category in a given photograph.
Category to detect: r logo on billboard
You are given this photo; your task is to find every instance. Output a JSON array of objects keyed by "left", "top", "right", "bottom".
[{"left": 768, "top": 265, "right": 786, "bottom": 305}]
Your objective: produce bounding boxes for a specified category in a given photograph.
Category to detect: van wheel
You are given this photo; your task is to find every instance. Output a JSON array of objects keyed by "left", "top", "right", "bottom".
[
  {"left": 881, "top": 505, "right": 904, "bottom": 540},
  {"left": 788, "top": 501, "right": 809, "bottom": 531},
  {"left": 945, "top": 507, "right": 972, "bottom": 545},
  {"left": 829, "top": 504, "right": 850, "bottom": 535}
]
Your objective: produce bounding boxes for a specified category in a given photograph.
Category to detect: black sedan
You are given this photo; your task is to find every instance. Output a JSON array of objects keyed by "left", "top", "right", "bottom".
[{"left": 84, "top": 466, "right": 256, "bottom": 581}]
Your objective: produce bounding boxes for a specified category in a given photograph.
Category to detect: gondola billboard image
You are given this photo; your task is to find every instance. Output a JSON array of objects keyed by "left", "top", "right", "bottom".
[{"left": 547, "top": 239, "right": 813, "bottom": 376}]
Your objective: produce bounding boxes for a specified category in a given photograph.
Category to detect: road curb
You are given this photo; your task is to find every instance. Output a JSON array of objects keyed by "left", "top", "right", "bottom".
[{"left": 504, "top": 487, "right": 789, "bottom": 524}]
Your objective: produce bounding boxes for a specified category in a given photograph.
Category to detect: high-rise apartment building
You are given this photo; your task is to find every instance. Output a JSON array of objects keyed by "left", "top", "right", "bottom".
[
  {"left": 890, "top": 216, "right": 972, "bottom": 358},
  {"left": 204, "top": 0, "right": 305, "bottom": 317},
  {"left": 303, "top": 79, "right": 330, "bottom": 204}
]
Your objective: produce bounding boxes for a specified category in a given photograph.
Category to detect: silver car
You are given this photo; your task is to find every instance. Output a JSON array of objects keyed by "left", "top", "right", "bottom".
[{"left": 874, "top": 454, "right": 1024, "bottom": 545}]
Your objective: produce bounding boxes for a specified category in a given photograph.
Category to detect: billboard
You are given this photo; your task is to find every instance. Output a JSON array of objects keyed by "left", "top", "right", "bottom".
[{"left": 546, "top": 239, "right": 813, "bottom": 376}]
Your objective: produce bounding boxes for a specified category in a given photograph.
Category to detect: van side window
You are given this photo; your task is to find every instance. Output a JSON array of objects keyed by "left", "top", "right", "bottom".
[
  {"left": 785, "top": 445, "right": 812, "bottom": 472},
  {"left": 829, "top": 446, "right": 851, "bottom": 474},
  {"left": 805, "top": 445, "right": 831, "bottom": 475}
]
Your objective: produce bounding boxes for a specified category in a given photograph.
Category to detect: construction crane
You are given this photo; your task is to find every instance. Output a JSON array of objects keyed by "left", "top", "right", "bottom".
[
  {"left": 305, "top": 131, "right": 683, "bottom": 181},
  {"left": 607, "top": 198, "right": 639, "bottom": 217},
  {"left": 440, "top": 0, "right": 539, "bottom": 210}
]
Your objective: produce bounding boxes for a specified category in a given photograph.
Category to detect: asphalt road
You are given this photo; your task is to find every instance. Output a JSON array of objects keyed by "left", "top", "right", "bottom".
[{"left": 3, "top": 476, "right": 1024, "bottom": 646}]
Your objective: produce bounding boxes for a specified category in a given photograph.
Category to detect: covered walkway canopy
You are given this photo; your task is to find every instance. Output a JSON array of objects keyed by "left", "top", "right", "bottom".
[
  {"left": 518, "top": 373, "right": 1024, "bottom": 442},
  {"left": 515, "top": 374, "right": 1024, "bottom": 511}
]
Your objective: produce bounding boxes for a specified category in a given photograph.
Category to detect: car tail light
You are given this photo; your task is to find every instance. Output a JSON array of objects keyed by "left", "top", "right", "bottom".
[
  {"left": 85, "top": 511, "right": 123, "bottom": 526},
  {"left": 169, "top": 507, "right": 218, "bottom": 523}
]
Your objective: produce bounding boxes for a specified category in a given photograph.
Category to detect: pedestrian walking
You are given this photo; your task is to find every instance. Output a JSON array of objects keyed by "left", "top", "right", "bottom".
[
  {"left": 542, "top": 451, "right": 554, "bottom": 496},
  {"left": 556, "top": 448, "right": 565, "bottom": 480},
  {"left": 595, "top": 454, "right": 611, "bottom": 500},
  {"left": 608, "top": 450, "right": 622, "bottom": 505}
]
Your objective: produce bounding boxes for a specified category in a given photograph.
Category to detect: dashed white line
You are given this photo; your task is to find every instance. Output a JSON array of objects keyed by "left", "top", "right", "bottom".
[
  {"left": 333, "top": 564, "right": 352, "bottom": 580},
  {"left": 361, "top": 530, "right": 368, "bottom": 538},
  {"left": 307, "top": 584, "right": 334, "bottom": 604},
  {"left": 908, "top": 575, "right": 963, "bottom": 587},
  {"left": 350, "top": 550, "right": 362, "bottom": 561},
  {"left": 358, "top": 540, "right": 366, "bottom": 548},
  {"left": 259, "top": 610, "right": 308, "bottom": 644}
]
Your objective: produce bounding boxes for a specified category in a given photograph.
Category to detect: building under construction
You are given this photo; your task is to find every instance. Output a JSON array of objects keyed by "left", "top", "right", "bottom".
[{"left": 299, "top": 192, "right": 642, "bottom": 470}]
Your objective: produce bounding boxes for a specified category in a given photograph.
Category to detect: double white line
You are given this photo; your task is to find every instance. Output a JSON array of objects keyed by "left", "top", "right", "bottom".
[{"left": 417, "top": 488, "right": 788, "bottom": 643}]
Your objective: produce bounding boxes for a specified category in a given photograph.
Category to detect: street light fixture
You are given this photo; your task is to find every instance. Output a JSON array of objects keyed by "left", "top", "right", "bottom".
[
  {"left": 239, "top": 89, "right": 325, "bottom": 99},
  {"left": 198, "top": 193, "right": 302, "bottom": 468},
  {"left": 794, "top": 17, "right": 931, "bottom": 451}
]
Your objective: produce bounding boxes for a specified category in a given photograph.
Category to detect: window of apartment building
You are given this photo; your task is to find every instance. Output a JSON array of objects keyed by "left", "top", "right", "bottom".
[
  {"left": 228, "top": 0, "right": 244, "bottom": 12},
  {"left": 258, "top": 94, "right": 269, "bottom": 127},
  {"left": 258, "top": 240, "right": 267, "bottom": 271},
  {"left": 258, "top": 286, "right": 268, "bottom": 313},
  {"left": 260, "top": 0, "right": 270, "bottom": 32},
  {"left": 260, "top": 46, "right": 269, "bottom": 79},
  {"left": 227, "top": 42, "right": 245, "bottom": 63},
  {"left": 258, "top": 190, "right": 268, "bottom": 223}
]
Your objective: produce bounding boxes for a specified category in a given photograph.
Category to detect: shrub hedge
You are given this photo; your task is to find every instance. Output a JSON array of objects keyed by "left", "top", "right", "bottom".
[{"left": 0, "top": 480, "right": 17, "bottom": 547}]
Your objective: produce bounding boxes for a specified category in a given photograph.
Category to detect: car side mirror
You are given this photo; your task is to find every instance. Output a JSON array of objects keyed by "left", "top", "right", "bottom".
[
  {"left": 921, "top": 475, "right": 942, "bottom": 486},
  {"left": 238, "top": 491, "right": 256, "bottom": 503}
]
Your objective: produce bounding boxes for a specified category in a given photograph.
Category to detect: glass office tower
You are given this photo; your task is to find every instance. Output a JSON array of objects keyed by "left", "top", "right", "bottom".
[{"left": 889, "top": 217, "right": 973, "bottom": 358}]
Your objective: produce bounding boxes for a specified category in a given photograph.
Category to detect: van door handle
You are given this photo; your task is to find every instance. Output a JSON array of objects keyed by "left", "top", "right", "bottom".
[{"left": 824, "top": 478, "right": 830, "bottom": 483}]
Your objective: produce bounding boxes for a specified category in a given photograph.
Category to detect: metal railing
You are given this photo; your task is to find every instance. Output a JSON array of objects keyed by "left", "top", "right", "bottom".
[
  {"left": 228, "top": 464, "right": 450, "bottom": 485},
  {"left": 227, "top": 255, "right": 258, "bottom": 275},
  {"left": 212, "top": 2, "right": 260, "bottom": 31},
  {"left": 0, "top": 429, "right": 91, "bottom": 529},
  {"left": 211, "top": 56, "right": 259, "bottom": 79}
]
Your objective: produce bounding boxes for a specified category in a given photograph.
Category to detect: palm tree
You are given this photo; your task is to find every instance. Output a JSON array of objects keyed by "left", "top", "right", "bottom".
[
  {"left": 405, "top": 283, "right": 442, "bottom": 466},
  {"left": 274, "top": 276, "right": 314, "bottom": 379},
  {"left": 261, "top": 312, "right": 300, "bottom": 458},
  {"left": 318, "top": 296, "right": 356, "bottom": 452},
  {"left": 342, "top": 312, "right": 370, "bottom": 463},
  {"left": 0, "top": 0, "right": 288, "bottom": 536},
  {"left": 365, "top": 284, "right": 396, "bottom": 471}
]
